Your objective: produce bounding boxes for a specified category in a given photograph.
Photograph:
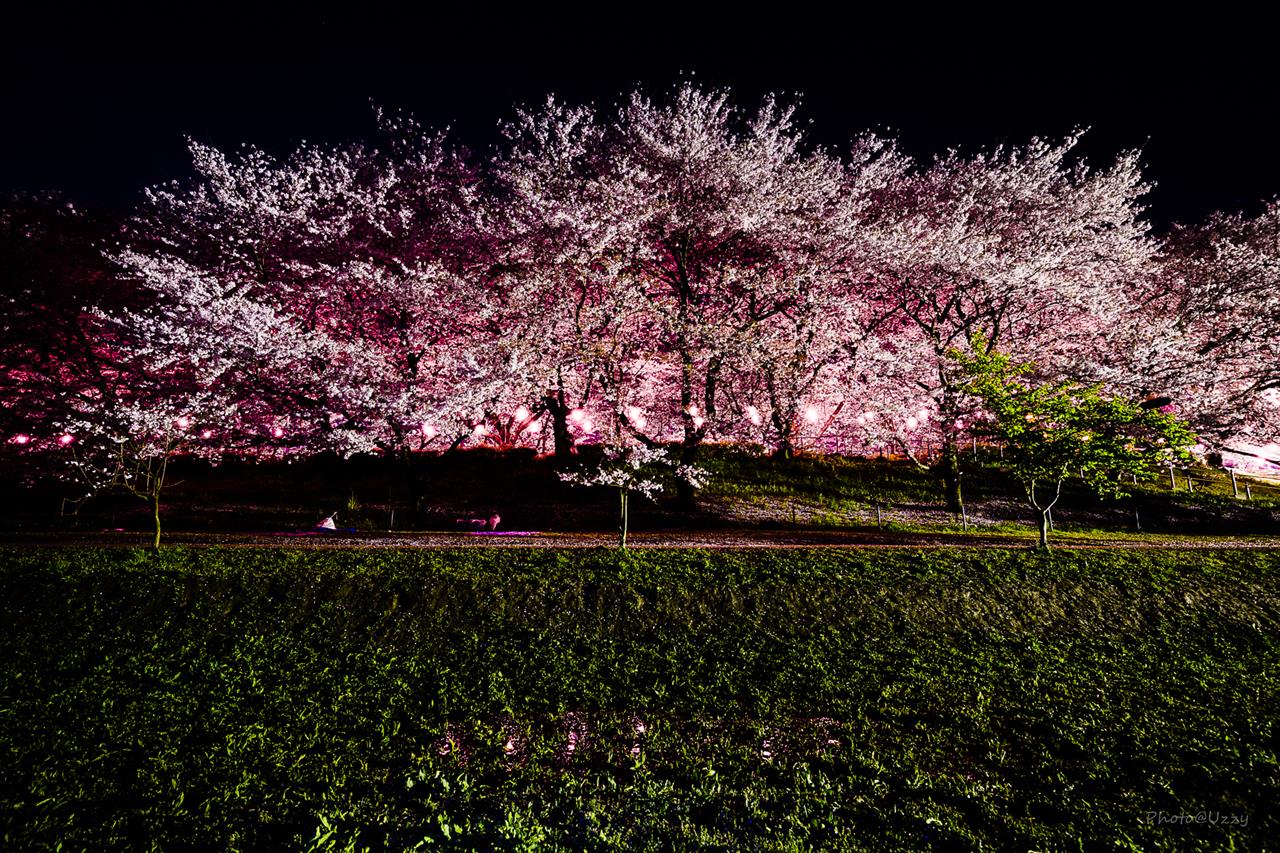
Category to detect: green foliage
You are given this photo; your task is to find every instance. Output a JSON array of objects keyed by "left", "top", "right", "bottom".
[
  {"left": 952, "top": 336, "right": 1198, "bottom": 545},
  {"left": 1, "top": 546, "right": 1277, "bottom": 850},
  {"left": 954, "top": 337, "right": 1196, "bottom": 499}
]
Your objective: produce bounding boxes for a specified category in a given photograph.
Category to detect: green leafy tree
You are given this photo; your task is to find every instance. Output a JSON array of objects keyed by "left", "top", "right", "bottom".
[{"left": 953, "top": 336, "right": 1196, "bottom": 548}]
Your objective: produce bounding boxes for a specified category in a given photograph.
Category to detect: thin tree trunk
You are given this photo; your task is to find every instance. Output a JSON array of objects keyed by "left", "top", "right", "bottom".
[
  {"left": 152, "top": 491, "right": 162, "bottom": 551},
  {"left": 1028, "top": 478, "right": 1062, "bottom": 550},
  {"left": 619, "top": 488, "right": 629, "bottom": 549}
]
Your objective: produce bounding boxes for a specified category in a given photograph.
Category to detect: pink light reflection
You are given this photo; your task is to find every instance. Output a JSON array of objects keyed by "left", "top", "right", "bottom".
[
  {"left": 13, "top": 434, "right": 30, "bottom": 445},
  {"left": 58, "top": 434, "right": 74, "bottom": 446}
]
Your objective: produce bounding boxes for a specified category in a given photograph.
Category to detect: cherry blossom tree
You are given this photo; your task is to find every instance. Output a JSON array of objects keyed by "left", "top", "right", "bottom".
[
  {"left": 862, "top": 133, "right": 1154, "bottom": 512},
  {"left": 1138, "top": 204, "right": 1280, "bottom": 448},
  {"left": 114, "top": 129, "right": 512, "bottom": 464},
  {"left": 559, "top": 441, "right": 706, "bottom": 548},
  {"left": 485, "top": 97, "right": 632, "bottom": 460},
  {"left": 725, "top": 136, "right": 909, "bottom": 457},
  {"left": 0, "top": 196, "right": 133, "bottom": 482}
]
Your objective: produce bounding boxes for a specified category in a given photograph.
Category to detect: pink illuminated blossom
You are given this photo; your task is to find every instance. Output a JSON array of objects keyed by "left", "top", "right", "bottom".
[
  {"left": 12, "top": 434, "right": 30, "bottom": 445},
  {"left": 59, "top": 434, "right": 74, "bottom": 446},
  {"left": 746, "top": 405, "right": 762, "bottom": 426},
  {"left": 272, "top": 426, "right": 284, "bottom": 438}
]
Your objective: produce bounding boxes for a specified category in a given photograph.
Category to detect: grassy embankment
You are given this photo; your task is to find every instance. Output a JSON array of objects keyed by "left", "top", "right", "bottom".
[{"left": 2, "top": 546, "right": 1276, "bottom": 850}]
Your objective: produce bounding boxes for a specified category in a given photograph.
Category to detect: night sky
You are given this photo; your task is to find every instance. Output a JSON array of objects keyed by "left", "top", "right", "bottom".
[{"left": 3, "top": 9, "right": 1275, "bottom": 229}]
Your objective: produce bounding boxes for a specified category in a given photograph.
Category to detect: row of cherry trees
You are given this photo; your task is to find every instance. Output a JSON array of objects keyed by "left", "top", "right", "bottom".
[{"left": 4, "top": 84, "right": 1279, "bottom": 517}]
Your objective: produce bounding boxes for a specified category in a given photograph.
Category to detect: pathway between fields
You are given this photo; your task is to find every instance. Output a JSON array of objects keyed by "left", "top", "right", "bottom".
[{"left": 3, "top": 530, "right": 1280, "bottom": 549}]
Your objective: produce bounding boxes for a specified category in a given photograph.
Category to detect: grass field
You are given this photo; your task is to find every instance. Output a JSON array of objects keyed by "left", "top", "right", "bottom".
[{"left": 1, "top": 546, "right": 1276, "bottom": 850}]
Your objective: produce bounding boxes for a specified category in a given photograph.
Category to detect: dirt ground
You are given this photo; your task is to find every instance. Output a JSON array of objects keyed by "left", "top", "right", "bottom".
[{"left": 4, "top": 529, "right": 1280, "bottom": 549}]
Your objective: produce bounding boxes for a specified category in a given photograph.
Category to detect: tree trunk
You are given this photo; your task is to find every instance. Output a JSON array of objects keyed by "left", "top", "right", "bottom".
[
  {"left": 1028, "top": 478, "right": 1061, "bottom": 550},
  {"left": 151, "top": 491, "right": 162, "bottom": 551},
  {"left": 938, "top": 440, "right": 964, "bottom": 515},
  {"left": 392, "top": 447, "right": 423, "bottom": 522},
  {"left": 674, "top": 442, "right": 701, "bottom": 511},
  {"left": 544, "top": 391, "right": 575, "bottom": 463},
  {"left": 619, "top": 488, "right": 629, "bottom": 549}
]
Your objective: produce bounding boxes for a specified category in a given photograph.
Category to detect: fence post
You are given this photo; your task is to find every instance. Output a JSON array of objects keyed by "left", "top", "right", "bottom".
[{"left": 1231, "top": 469, "right": 1240, "bottom": 498}]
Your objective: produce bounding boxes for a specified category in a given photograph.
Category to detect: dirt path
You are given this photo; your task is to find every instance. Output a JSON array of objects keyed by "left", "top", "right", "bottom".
[{"left": 4, "top": 530, "right": 1280, "bottom": 549}]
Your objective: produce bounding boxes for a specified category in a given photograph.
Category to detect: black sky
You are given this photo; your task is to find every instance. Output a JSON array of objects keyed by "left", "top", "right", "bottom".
[{"left": 3, "top": 8, "right": 1275, "bottom": 229}]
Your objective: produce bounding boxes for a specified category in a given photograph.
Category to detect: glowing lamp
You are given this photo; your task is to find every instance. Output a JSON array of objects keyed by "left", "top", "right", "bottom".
[
  {"left": 568, "top": 409, "right": 585, "bottom": 423},
  {"left": 421, "top": 424, "right": 437, "bottom": 439},
  {"left": 687, "top": 404, "right": 699, "bottom": 417},
  {"left": 581, "top": 418, "right": 595, "bottom": 432},
  {"left": 746, "top": 405, "right": 762, "bottom": 426},
  {"left": 905, "top": 416, "right": 918, "bottom": 430},
  {"left": 626, "top": 406, "right": 647, "bottom": 429},
  {"left": 472, "top": 423, "right": 489, "bottom": 436},
  {"left": 804, "top": 406, "right": 819, "bottom": 424},
  {"left": 272, "top": 427, "right": 284, "bottom": 438},
  {"left": 692, "top": 416, "right": 704, "bottom": 429},
  {"left": 200, "top": 429, "right": 213, "bottom": 439},
  {"left": 527, "top": 421, "right": 542, "bottom": 433},
  {"left": 59, "top": 434, "right": 74, "bottom": 446},
  {"left": 514, "top": 405, "right": 531, "bottom": 422},
  {"left": 175, "top": 416, "right": 190, "bottom": 430},
  {"left": 13, "top": 434, "right": 30, "bottom": 445}
]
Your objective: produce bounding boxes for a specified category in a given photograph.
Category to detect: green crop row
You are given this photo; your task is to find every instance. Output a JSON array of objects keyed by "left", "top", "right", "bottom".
[{"left": 1, "top": 547, "right": 1277, "bottom": 850}]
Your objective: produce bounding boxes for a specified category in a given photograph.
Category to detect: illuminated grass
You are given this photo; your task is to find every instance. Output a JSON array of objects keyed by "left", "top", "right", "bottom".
[{"left": 1, "top": 547, "right": 1276, "bottom": 850}]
